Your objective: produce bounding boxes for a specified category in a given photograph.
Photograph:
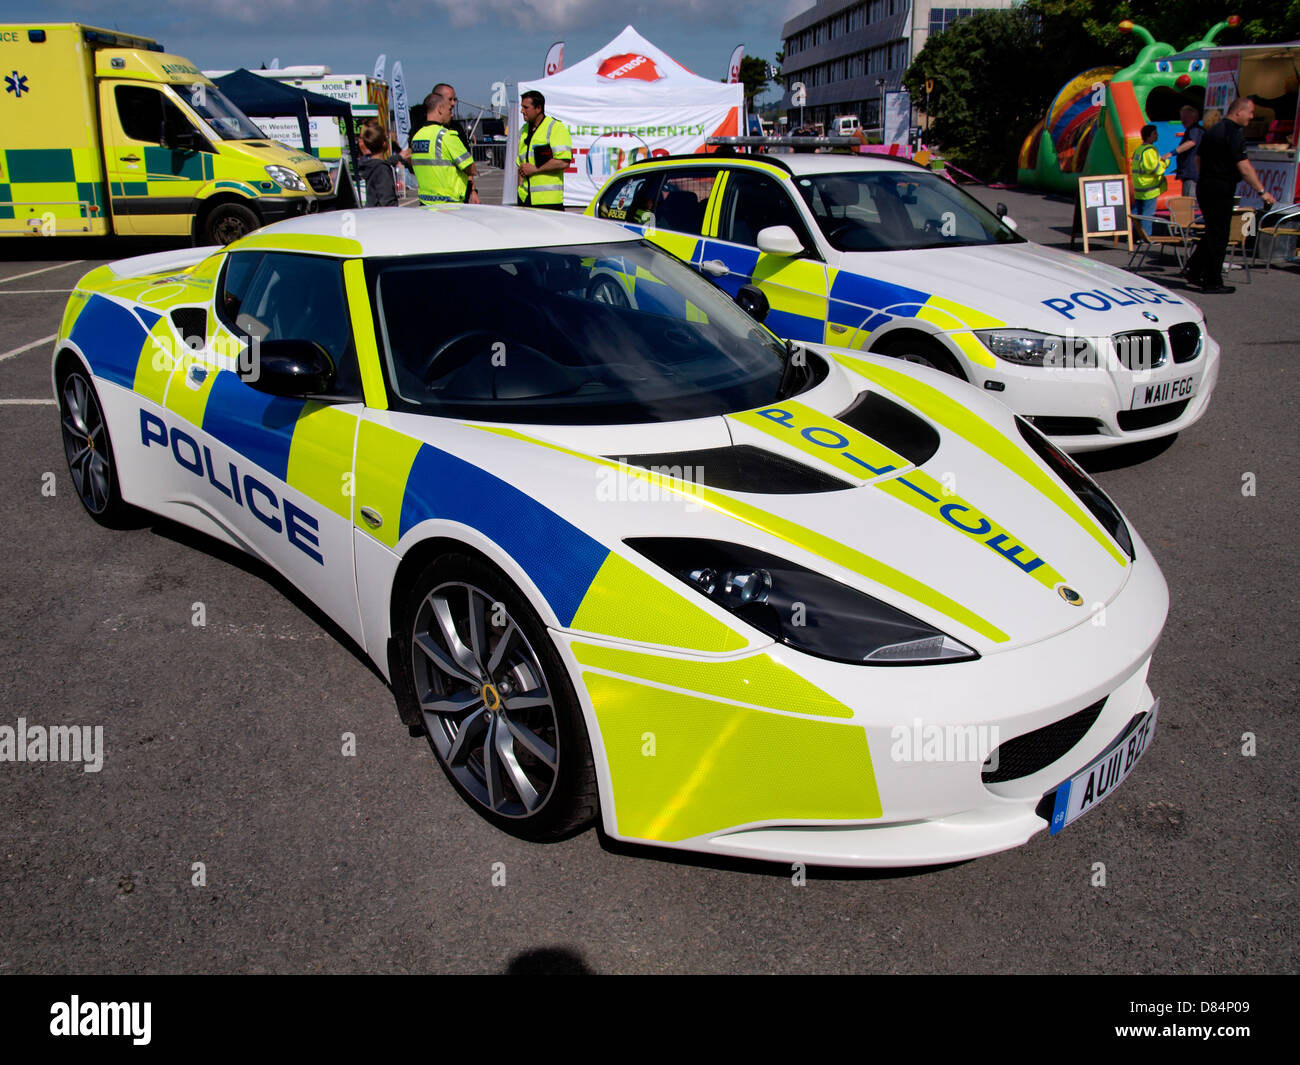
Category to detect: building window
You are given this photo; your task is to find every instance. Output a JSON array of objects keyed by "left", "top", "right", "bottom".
[{"left": 929, "top": 8, "right": 976, "bottom": 37}]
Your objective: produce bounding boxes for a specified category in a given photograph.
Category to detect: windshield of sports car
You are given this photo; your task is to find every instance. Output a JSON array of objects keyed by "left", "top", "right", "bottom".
[
  {"left": 370, "top": 241, "right": 790, "bottom": 424},
  {"left": 793, "top": 170, "right": 1025, "bottom": 252}
]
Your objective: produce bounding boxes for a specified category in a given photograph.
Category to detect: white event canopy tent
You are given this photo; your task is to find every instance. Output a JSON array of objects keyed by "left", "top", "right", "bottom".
[{"left": 506, "top": 25, "right": 744, "bottom": 207}]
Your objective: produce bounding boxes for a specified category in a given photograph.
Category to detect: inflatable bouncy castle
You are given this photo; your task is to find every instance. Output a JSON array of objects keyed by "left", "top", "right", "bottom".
[{"left": 1019, "top": 17, "right": 1241, "bottom": 202}]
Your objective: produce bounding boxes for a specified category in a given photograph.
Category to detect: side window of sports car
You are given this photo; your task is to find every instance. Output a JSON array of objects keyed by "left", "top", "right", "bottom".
[
  {"left": 216, "top": 251, "right": 363, "bottom": 400},
  {"left": 716, "top": 170, "right": 815, "bottom": 251},
  {"left": 597, "top": 171, "right": 664, "bottom": 225}
]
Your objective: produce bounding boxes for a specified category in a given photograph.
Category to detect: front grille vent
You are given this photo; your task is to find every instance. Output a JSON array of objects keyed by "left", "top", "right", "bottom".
[
  {"left": 1168, "top": 322, "right": 1202, "bottom": 363},
  {"left": 307, "top": 171, "right": 332, "bottom": 193},
  {"left": 1117, "top": 399, "right": 1190, "bottom": 431},
  {"left": 982, "top": 698, "right": 1107, "bottom": 783},
  {"left": 1112, "top": 330, "right": 1167, "bottom": 370}
]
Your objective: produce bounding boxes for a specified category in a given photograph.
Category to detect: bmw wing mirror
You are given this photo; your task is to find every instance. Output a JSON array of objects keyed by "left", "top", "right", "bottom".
[{"left": 756, "top": 225, "right": 804, "bottom": 256}]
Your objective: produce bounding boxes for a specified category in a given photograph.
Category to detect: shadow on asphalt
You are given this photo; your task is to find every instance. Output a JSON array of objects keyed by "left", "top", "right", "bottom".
[
  {"left": 505, "top": 948, "right": 594, "bottom": 974},
  {"left": 1075, "top": 434, "right": 1177, "bottom": 473}
]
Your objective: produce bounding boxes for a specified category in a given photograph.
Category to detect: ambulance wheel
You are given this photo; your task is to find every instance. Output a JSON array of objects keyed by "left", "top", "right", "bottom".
[
  {"left": 394, "top": 552, "right": 599, "bottom": 842},
  {"left": 56, "top": 363, "right": 134, "bottom": 528},
  {"left": 874, "top": 334, "right": 965, "bottom": 380},
  {"left": 203, "top": 203, "right": 260, "bottom": 246}
]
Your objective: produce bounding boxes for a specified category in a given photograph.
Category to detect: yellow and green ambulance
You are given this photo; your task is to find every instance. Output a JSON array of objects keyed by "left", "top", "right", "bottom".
[{"left": 1, "top": 24, "right": 331, "bottom": 243}]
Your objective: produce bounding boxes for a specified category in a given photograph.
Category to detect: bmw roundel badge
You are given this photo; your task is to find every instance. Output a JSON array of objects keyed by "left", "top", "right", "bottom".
[{"left": 1142, "top": 311, "right": 1159, "bottom": 322}]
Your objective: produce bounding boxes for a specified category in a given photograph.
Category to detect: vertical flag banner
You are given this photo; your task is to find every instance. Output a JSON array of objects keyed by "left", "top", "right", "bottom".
[
  {"left": 392, "top": 60, "right": 410, "bottom": 148},
  {"left": 545, "top": 41, "right": 565, "bottom": 77},
  {"left": 374, "top": 54, "right": 387, "bottom": 82},
  {"left": 728, "top": 44, "right": 744, "bottom": 84}
]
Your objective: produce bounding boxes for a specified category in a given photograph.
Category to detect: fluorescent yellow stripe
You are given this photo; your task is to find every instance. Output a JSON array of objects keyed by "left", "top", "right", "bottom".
[
  {"left": 286, "top": 402, "right": 358, "bottom": 519},
  {"left": 921, "top": 294, "right": 1005, "bottom": 331},
  {"left": 584, "top": 673, "right": 879, "bottom": 842},
  {"left": 753, "top": 257, "right": 827, "bottom": 319},
  {"left": 645, "top": 230, "right": 697, "bottom": 263},
  {"left": 950, "top": 331, "right": 997, "bottom": 369},
  {"left": 835, "top": 355, "right": 1128, "bottom": 566},
  {"left": 572, "top": 641, "right": 852, "bottom": 718},
  {"left": 876, "top": 470, "right": 1065, "bottom": 589},
  {"left": 729, "top": 399, "right": 906, "bottom": 482},
  {"left": 231, "top": 233, "right": 363, "bottom": 256},
  {"left": 476, "top": 425, "right": 1009, "bottom": 643},
  {"left": 134, "top": 318, "right": 177, "bottom": 405},
  {"left": 343, "top": 259, "right": 388, "bottom": 411},
  {"left": 570, "top": 553, "right": 746, "bottom": 652},
  {"left": 354, "top": 420, "right": 421, "bottom": 547},
  {"left": 162, "top": 355, "right": 218, "bottom": 427},
  {"left": 703, "top": 171, "right": 729, "bottom": 237}
]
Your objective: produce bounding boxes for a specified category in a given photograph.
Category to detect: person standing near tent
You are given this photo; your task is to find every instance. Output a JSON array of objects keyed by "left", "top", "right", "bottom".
[
  {"left": 1130, "top": 124, "right": 1169, "bottom": 227},
  {"left": 431, "top": 83, "right": 479, "bottom": 203},
  {"left": 412, "top": 91, "right": 476, "bottom": 205},
  {"left": 517, "top": 90, "right": 572, "bottom": 209}
]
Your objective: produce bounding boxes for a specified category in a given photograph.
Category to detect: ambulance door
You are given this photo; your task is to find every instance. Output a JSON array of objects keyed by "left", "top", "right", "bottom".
[
  {"left": 700, "top": 169, "right": 828, "bottom": 344},
  {"left": 100, "top": 82, "right": 212, "bottom": 236}
]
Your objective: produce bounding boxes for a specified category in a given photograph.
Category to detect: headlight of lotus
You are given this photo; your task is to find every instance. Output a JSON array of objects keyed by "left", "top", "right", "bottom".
[
  {"left": 975, "top": 329, "right": 1092, "bottom": 367},
  {"left": 627, "top": 538, "right": 978, "bottom": 665},
  {"left": 265, "top": 165, "right": 307, "bottom": 192}
]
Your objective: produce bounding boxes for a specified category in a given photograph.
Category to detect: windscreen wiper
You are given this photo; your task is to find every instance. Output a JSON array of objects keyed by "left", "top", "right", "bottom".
[{"left": 774, "top": 340, "right": 806, "bottom": 400}]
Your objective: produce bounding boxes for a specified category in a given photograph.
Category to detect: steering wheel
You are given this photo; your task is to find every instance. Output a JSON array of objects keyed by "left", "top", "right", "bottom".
[
  {"left": 420, "top": 330, "right": 502, "bottom": 384},
  {"left": 587, "top": 275, "right": 630, "bottom": 308},
  {"left": 825, "top": 220, "right": 858, "bottom": 242}
]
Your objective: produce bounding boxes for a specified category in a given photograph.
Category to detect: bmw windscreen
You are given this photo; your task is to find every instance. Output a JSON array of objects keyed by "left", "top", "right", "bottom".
[
  {"left": 368, "top": 242, "right": 789, "bottom": 424},
  {"left": 793, "top": 170, "right": 1026, "bottom": 252}
]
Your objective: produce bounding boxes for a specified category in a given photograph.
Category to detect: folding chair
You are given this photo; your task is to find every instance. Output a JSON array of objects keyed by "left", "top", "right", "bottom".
[
  {"left": 1255, "top": 202, "right": 1300, "bottom": 271},
  {"left": 1224, "top": 211, "right": 1254, "bottom": 282},
  {"left": 1126, "top": 197, "right": 1195, "bottom": 270}
]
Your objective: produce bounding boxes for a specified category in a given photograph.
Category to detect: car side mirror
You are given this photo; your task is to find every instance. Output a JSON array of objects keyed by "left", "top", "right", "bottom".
[
  {"left": 735, "top": 284, "right": 770, "bottom": 323},
  {"left": 240, "top": 339, "right": 335, "bottom": 396},
  {"left": 756, "top": 225, "right": 804, "bottom": 256}
]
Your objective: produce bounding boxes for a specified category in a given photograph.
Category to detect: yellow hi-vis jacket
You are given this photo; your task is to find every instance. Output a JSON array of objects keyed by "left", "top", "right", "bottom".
[
  {"left": 412, "top": 124, "right": 472, "bottom": 204},
  {"left": 517, "top": 115, "right": 572, "bottom": 207},
  {"left": 1131, "top": 144, "right": 1164, "bottom": 201}
]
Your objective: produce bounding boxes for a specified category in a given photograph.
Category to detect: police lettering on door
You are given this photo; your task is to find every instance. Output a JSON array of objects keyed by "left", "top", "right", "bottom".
[{"left": 139, "top": 409, "right": 324, "bottom": 564}]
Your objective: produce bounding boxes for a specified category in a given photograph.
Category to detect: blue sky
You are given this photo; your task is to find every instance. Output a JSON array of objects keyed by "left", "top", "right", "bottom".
[{"left": 6, "top": 1, "right": 805, "bottom": 113}]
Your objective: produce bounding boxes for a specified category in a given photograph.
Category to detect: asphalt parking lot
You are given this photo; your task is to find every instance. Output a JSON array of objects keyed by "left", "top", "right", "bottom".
[{"left": 0, "top": 185, "right": 1295, "bottom": 975}]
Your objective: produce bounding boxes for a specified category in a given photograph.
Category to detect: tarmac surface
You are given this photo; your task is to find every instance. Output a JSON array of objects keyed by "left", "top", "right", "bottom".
[{"left": 0, "top": 178, "right": 1295, "bottom": 974}]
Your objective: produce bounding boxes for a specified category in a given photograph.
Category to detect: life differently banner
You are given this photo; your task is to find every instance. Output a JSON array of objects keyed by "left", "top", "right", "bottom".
[
  {"left": 512, "top": 25, "right": 742, "bottom": 206},
  {"left": 727, "top": 44, "right": 744, "bottom": 84},
  {"left": 544, "top": 41, "right": 565, "bottom": 77}
]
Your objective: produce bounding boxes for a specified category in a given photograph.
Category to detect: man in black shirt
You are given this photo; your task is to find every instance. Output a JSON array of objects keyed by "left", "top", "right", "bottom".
[{"left": 1183, "top": 97, "right": 1277, "bottom": 293}]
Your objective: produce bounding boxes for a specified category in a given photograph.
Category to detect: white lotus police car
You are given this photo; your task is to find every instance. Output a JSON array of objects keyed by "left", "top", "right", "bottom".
[
  {"left": 590, "top": 153, "right": 1219, "bottom": 452},
  {"left": 54, "top": 207, "right": 1165, "bottom": 867}
]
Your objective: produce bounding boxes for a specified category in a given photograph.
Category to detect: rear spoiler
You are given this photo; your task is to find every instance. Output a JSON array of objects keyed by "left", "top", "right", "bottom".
[{"left": 107, "top": 246, "right": 220, "bottom": 279}]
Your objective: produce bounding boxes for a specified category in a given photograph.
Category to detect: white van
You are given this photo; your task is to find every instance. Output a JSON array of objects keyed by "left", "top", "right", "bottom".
[{"left": 833, "top": 115, "right": 861, "bottom": 137}]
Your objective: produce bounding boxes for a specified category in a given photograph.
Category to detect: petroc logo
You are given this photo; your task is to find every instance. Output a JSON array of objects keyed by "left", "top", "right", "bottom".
[{"left": 597, "top": 53, "right": 663, "bottom": 82}]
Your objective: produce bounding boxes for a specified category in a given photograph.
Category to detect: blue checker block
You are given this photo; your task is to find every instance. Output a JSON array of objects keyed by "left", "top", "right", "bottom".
[
  {"left": 201, "top": 371, "right": 304, "bottom": 481},
  {"left": 400, "top": 444, "right": 609, "bottom": 626},
  {"left": 68, "top": 294, "right": 148, "bottom": 389}
]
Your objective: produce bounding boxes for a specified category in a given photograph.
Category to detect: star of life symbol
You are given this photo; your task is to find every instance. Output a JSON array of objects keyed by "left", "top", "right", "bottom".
[{"left": 5, "top": 71, "right": 29, "bottom": 97}]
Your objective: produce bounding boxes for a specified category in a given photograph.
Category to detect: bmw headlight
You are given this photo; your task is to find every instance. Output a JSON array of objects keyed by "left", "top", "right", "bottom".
[
  {"left": 627, "top": 538, "right": 978, "bottom": 665},
  {"left": 265, "top": 165, "right": 307, "bottom": 192},
  {"left": 975, "top": 329, "right": 1092, "bottom": 367}
]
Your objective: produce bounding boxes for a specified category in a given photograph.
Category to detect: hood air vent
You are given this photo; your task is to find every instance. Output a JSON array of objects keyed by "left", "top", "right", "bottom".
[
  {"left": 612, "top": 445, "right": 853, "bottom": 494},
  {"left": 835, "top": 391, "right": 941, "bottom": 466}
]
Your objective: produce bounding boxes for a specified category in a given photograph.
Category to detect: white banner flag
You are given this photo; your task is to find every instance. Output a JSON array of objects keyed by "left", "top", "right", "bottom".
[
  {"left": 727, "top": 44, "right": 744, "bottom": 84},
  {"left": 544, "top": 41, "right": 565, "bottom": 78},
  {"left": 392, "top": 61, "right": 410, "bottom": 147},
  {"left": 373, "top": 54, "right": 387, "bottom": 82}
]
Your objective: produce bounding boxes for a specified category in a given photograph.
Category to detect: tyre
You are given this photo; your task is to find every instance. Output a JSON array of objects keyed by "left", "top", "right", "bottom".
[
  {"left": 873, "top": 334, "right": 966, "bottom": 380},
  {"left": 202, "top": 202, "right": 260, "bottom": 246},
  {"left": 57, "top": 364, "right": 134, "bottom": 527},
  {"left": 395, "top": 553, "right": 598, "bottom": 841}
]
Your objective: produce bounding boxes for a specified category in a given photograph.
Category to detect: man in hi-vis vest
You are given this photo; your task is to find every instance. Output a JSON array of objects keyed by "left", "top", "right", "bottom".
[
  {"left": 517, "top": 90, "right": 572, "bottom": 209},
  {"left": 412, "top": 91, "right": 476, "bottom": 206}
]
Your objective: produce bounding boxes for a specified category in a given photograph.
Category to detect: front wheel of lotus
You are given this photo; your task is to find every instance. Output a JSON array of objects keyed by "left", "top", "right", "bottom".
[{"left": 396, "top": 553, "right": 598, "bottom": 841}]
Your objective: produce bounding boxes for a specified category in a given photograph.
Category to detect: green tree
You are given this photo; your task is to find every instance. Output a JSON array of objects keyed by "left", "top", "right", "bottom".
[{"left": 738, "top": 55, "right": 771, "bottom": 106}]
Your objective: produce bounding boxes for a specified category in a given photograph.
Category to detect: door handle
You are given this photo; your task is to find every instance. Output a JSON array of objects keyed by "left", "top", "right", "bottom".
[
  {"left": 120, "top": 154, "right": 141, "bottom": 163},
  {"left": 700, "top": 259, "right": 730, "bottom": 277},
  {"left": 359, "top": 506, "right": 383, "bottom": 529}
]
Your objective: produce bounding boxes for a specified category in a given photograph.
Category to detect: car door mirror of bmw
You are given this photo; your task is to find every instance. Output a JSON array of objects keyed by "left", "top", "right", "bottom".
[
  {"left": 756, "top": 225, "right": 804, "bottom": 256},
  {"left": 240, "top": 339, "right": 336, "bottom": 397},
  {"left": 735, "top": 284, "right": 770, "bottom": 323}
]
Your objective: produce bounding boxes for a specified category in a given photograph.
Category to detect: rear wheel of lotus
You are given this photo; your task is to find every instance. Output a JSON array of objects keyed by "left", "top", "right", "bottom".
[
  {"left": 398, "top": 553, "right": 598, "bottom": 841},
  {"left": 57, "top": 366, "right": 133, "bottom": 527}
]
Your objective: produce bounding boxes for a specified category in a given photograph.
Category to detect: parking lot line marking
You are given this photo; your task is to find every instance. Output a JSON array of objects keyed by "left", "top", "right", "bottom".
[
  {"left": 0, "top": 261, "right": 83, "bottom": 284},
  {"left": 0, "top": 398, "right": 56, "bottom": 406},
  {"left": 0, "top": 333, "right": 57, "bottom": 364},
  {"left": 0, "top": 288, "right": 75, "bottom": 294}
]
